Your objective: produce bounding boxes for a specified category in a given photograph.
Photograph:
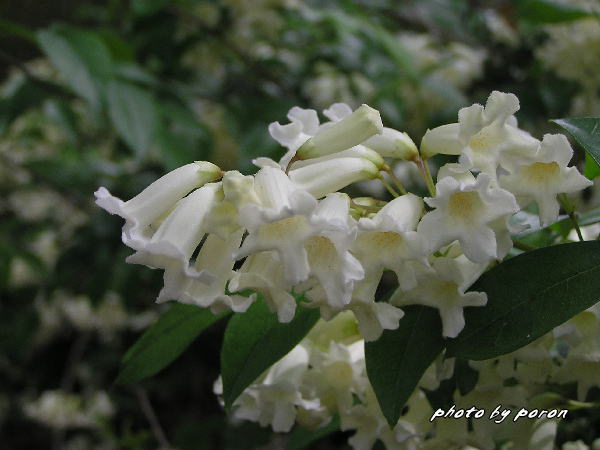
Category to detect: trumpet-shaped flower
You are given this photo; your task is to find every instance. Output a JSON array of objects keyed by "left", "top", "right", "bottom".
[
  {"left": 126, "top": 183, "right": 222, "bottom": 282},
  {"left": 420, "top": 91, "right": 539, "bottom": 178},
  {"left": 267, "top": 106, "right": 320, "bottom": 168},
  {"left": 353, "top": 194, "right": 427, "bottom": 293},
  {"left": 500, "top": 134, "right": 593, "bottom": 225},
  {"left": 227, "top": 344, "right": 319, "bottom": 433},
  {"left": 94, "top": 162, "right": 221, "bottom": 250},
  {"left": 229, "top": 251, "right": 298, "bottom": 322},
  {"left": 390, "top": 256, "right": 487, "bottom": 338},
  {"left": 303, "top": 340, "right": 366, "bottom": 412},
  {"left": 417, "top": 172, "right": 519, "bottom": 262},
  {"left": 161, "top": 230, "right": 253, "bottom": 314},
  {"left": 235, "top": 170, "right": 364, "bottom": 307}
]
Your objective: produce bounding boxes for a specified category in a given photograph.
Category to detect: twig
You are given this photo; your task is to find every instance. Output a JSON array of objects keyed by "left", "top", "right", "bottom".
[{"left": 135, "top": 387, "right": 171, "bottom": 449}]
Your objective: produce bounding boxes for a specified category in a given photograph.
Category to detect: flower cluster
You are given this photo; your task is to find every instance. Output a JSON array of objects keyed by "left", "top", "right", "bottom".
[
  {"left": 96, "top": 91, "right": 591, "bottom": 342},
  {"left": 216, "top": 304, "right": 600, "bottom": 449},
  {"left": 97, "top": 91, "right": 594, "bottom": 449}
]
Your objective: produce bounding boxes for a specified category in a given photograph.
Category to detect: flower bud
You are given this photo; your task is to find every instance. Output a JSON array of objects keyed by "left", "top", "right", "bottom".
[
  {"left": 363, "top": 128, "right": 418, "bottom": 160},
  {"left": 297, "top": 104, "right": 383, "bottom": 159},
  {"left": 289, "top": 157, "right": 379, "bottom": 199},
  {"left": 420, "top": 123, "right": 463, "bottom": 159},
  {"left": 290, "top": 145, "right": 385, "bottom": 171}
]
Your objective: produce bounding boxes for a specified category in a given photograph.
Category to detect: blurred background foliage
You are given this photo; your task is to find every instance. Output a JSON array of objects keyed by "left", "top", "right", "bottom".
[{"left": 1, "top": 0, "right": 599, "bottom": 448}]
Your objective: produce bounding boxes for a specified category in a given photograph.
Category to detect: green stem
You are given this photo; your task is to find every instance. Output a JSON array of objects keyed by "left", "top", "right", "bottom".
[
  {"left": 416, "top": 157, "right": 436, "bottom": 197},
  {"left": 512, "top": 240, "right": 536, "bottom": 252},
  {"left": 558, "top": 194, "right": 584, "bottom": 241},
  {"left": 382, "top": 164, "right": 408, "bottom": 195},
  {"left": 377, "top": 174, "right": 400, "bottom": 198}
]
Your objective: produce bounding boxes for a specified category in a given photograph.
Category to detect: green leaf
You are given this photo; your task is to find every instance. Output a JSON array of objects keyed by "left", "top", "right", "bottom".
[
  {"left": 0, "top": 78, "right": 52, "bottom": 134},
  {"left": 37, "top": 25, "right": 113, "bottom": 107},
  {"left": 518, "top": 0, "right": 593, "bottom": 25},
  {"left": 365, "top": 306, "right": 445, "bottom": 427},
  {"left": 447, "top": 241, "right": 600, "bottom": 360},
  {"left": 117, "top": 304, "right": 228, "bottom": 385},
  {"left": 584, "top": 152, "right": 600, "bottom": 180},
  {"left": 285, "top": 416, "right": 340, "bottom": 450},
  {"left": 221, "top": 296, "right": 320, "bottom": 409},
  {"left": 552, "top": 117, "right": 600, "bottom": 166},
  {"left": 107, "top": 80, "right": 159, "bottom": 157}
]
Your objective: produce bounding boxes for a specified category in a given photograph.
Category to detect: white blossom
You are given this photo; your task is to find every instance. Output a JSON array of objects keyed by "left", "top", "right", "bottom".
[
  {"left": 390, "top": 256, "right": 488, "bottom": 338},
  {"left": 94, "top": 162, "right": 222, "bottom": 250},
  {"left": 500, "top": 134, "right": 592, "bottom": 225},
  {"left": 417, "top": 172, "right": 519, "bottom": 262}
]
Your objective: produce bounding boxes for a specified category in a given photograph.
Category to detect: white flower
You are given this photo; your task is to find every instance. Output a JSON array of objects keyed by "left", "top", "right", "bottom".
[
  {"left": 162, "top": 230, "right": 253, "bottom": 314},
  {"left": 302, "top": 194, "right": 364, "bottom": 309},
  {"left": 94, "top": 161, "right": 222, "bottom": 250},
  {"left": 235, "top": 170, "right": 364, "bottom": 305},
  {"left": 353, "top": 194, "right": 427, "bottom": 292},
  {"left": 340, "top": 386, "right": 399, "bottom": 450},
  {"left": 390, "top": 256, "right": 488, "bottom": 338},
  {"left": 499, "top": 134, "right": 592, "bottom": 226},
  {"left": 266, "top": 106, "right": 320, "bottom": 168},
  {"left": 304, "top": 340, "right": 366, "bottom": 412},
  {"left": 229, "top": 251, "right": 298, "bottom": 322},
  {"left": 347, "top": 300, "right": 405, "bottom": 342},
  {"left": 125, "top": 183, "right": 222, "bottom": 283},
  {"left": 233, "top": 167, "right": 318, "bottom": 284},
  {"left": 231, "top": 344, "right": 317, "bottom": 433},
  {"left": 420, "top": 91, "right": 539, "bottom": 178},
  {"left": 289, "top": 156, "right": 380, "bottom": 199},
  {"left": 417, "top": 172, "right": 519, "bottom": 262}
]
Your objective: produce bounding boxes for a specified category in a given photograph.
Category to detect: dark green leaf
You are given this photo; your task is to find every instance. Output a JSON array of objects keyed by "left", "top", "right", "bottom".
[
  {"left": 107, "top": 80, "right": 159, "bottom": 157},
  {"left": 37, "top": 25, "right": 113, "bottom": 106},
  {"left": 518, "top": 0, "right": 593, "bottom": 25},
  {"left": 552, "top": 117, "right": 600, "bottom": 166},
  {"left": 365, "top": 306, "right": 445, "bottom": 427},
  {"left": 447, "top": 241, "right": 600, "bottom": 360},
  {"left": 454, "top": 359, "right": 479, "bottom": 396},
  {"left": 221, "top": 296, "right": 320, "bottom": 409},
  {"left": 117, "top": 304, "right": 228, "bottom": 385},
  {"left": 0, "top": 78, "right": 52, "bottom": 134},
  {"left": 285, "top": 416, "right": 340, "bottom": 450}
]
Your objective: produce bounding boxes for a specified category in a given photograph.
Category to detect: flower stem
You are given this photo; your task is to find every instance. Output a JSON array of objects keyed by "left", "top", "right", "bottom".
[
  {"left": 558, "top": 194, "right": 584, "bottom": 241},
  {"left": 382, "top": 164, "right": 408, "bottom": 195},
  {"left": 512, "top": 240, "right": 536, "bottom": 252},
  {"left": 415, "top": 157, "right": 436, "bottom": 197},
  {"left": 377, "top": 174, "right": 400, "bottom": 197}
]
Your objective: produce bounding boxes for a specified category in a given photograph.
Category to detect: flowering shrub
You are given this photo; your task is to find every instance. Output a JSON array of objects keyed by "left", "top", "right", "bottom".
[{"left": 99, "top": 92, "right": 600, "bottom": 449}]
